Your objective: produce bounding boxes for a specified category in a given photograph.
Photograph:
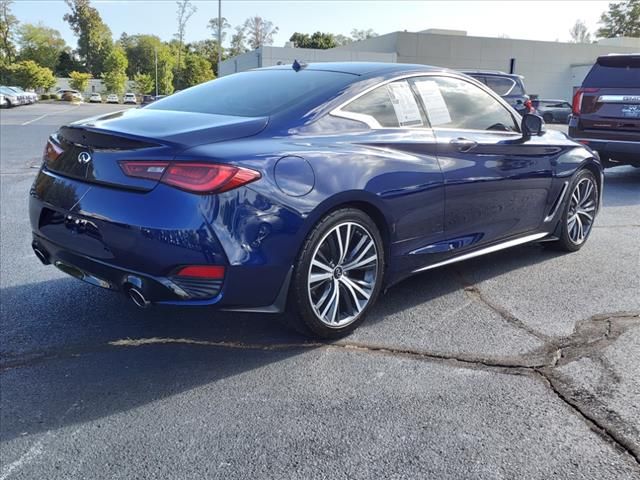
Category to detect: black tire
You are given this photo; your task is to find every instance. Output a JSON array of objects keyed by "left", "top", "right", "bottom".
[
  {"left": 280, "top": 208, "right": 385, "bottom": 338},
  {"left": 543, "top": 113, "right": 553, "bottom": 123},
  {"left": 548, "top": 169, "right": 599, "bottom": 252}
]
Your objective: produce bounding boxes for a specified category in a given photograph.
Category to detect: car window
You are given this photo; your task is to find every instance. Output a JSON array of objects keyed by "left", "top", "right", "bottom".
[
  {"left": 412, "top": 76, "right": 519, "bottom": 132},
  {"left": 341, "top": 80, "right": 425, "bottom": 128},
  {"left": 584, "top": 56, "right": 640, "bottom": 88},
  {"left": 148, "top": 69, "right": 355, "bottom": 117},
  {"left": 484, "top": 76, "right": 516, "bottom": 96}
]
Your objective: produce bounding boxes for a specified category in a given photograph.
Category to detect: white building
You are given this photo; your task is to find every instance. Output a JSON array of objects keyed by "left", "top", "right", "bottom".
[{"left": 220, "top": 29, "right": 640, "bottom": 100}]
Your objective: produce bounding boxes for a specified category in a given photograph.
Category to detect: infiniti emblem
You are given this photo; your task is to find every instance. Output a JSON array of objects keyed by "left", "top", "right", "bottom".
[{"left": 77, "top": 151, "right": 92, "bottom": 164}]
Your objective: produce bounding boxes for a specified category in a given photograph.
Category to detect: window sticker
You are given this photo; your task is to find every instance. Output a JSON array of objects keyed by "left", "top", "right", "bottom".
[
  {"left": 415, "top": 80, "right": 452, "bottom": 126},
  {"left": 385, "top": 82, "right": 423, "bottom": 127}
]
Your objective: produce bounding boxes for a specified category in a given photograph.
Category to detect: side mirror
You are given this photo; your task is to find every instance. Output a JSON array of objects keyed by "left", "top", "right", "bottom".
[{"left": 522, "top": 113, "right": 545, "bottom": 137}]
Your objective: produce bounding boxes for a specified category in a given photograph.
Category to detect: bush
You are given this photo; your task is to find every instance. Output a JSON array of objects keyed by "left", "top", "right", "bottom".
[{"left": 40, "top": 94, "right": 50, "bottom": 100}]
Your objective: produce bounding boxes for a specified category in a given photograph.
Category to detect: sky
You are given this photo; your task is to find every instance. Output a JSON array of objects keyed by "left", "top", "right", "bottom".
[{"left": 12, "top": 0, "right": 612, "bottom": 48}]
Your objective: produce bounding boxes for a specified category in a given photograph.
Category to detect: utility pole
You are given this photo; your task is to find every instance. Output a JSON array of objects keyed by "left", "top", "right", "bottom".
[
  {"left": 155, "top": 47, "right": 158, "bottom": 97},
  {"left": 217, "top": 0, "right": 222, "bottom": 76}
]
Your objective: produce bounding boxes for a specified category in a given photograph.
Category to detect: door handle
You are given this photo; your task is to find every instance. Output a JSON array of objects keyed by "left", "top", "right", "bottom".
[{"left": 450, "top": 137, "right": 478, "bottom": 152}]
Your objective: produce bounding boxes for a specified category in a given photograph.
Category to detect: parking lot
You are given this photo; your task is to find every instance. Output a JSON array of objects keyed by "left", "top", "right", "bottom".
[{"left": 1, "top": 103, "right": 639, "bottom": 478}]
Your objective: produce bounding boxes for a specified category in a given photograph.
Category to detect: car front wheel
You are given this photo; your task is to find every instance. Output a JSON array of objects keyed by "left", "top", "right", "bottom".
[
  {"left": 549, "top": 169, "right": 599, "bottom": 252},
  {"left": 284, "top": 208, "right": 385, "bottom": 338}
]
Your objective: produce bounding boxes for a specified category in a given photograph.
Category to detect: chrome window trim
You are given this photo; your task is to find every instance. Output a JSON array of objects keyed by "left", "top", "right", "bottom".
[{"left": 330, "top": 71, "right": 521, "bottom": 133}]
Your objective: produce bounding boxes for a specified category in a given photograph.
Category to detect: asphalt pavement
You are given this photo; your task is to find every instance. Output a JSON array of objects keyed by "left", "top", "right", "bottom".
[{"left": 1, "top": 103, "right": 639, "bottom": 479}]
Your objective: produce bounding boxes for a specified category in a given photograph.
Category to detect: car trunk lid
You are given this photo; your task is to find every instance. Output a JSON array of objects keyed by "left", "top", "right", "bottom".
[{"left": 44, "top": 109, "right": 268, "bottom": 192}]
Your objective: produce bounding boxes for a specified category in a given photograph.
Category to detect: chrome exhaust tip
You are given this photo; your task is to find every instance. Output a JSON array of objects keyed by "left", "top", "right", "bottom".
[
  {"left": 32, "top": 245, "right": 50, "bottom": 265},
  {"left": 128, "top": 287, "right": 150, "bottom": 309}
]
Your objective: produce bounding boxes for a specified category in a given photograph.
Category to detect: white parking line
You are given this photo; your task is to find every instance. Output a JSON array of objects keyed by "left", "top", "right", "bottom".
[{"left": 20, "top": 105, "right": 81, "bottom": 126}]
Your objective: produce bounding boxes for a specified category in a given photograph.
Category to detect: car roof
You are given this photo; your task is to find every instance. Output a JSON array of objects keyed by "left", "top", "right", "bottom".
[{"left": 260, "top": 61, "right": 447, "bottom": 76}]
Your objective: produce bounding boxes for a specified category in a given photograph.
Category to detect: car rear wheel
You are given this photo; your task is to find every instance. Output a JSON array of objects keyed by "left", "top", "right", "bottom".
[
  {"left": 283, "top": 208, "right": 385, "bottom": 338},
  {"left": 549, "top": 169, "right": 598, "bottom": 252}
]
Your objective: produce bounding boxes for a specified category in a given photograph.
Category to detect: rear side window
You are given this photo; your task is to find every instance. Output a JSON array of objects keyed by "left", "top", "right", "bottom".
[
  {"left": 147, "top": 69, "right": 355, "bottom": 117},
  {"left": 341, "top": 80, "right": 425, "bottom": 128},
  {"left": 583, "top": 56, "right": 640, "bottom": 88},
  {"left": 484, "top": 76, "right": 516, "bottom": 96}
]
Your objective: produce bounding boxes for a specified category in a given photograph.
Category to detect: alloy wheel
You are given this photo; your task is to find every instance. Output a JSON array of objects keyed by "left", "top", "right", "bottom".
[
  {"left": 567, "top": 177, "right": 597, "bottom": 244},
  {"left": 307, "top": 221, "right": 379, "bottom": 327}
]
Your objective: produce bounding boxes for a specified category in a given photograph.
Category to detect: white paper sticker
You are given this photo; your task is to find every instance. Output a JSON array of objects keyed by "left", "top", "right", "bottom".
[
  {"left": 415, "top": 80, "right": 451, "bottom": 126},
  {"left": 386, "top": 82, "right": 423, "bottom": 127}
]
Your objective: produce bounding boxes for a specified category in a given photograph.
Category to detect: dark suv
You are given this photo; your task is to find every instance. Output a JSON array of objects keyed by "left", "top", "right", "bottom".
[
  {"left": 461, "top": 70, "right": 533, "bottom": 115},
  {"left": 569, "top": 54, "right": 639, "bottom": 168}
]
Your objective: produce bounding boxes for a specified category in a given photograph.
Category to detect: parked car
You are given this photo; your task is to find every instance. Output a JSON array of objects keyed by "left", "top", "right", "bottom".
[
  {"left": 141, "top": 94, "right": 156, "bottom": 106},
  {"left": 106, "top": 93, "right": 119, "bottom": 104},
  {"left": 0, "top": 93, "right": 4, "bottom": 108},
  {"left": 569, "top": 54, "right": 639, "bottom": 168},
  {"left": 10, "top": 86, "right": 37, "bottom": 104},
  {"left": 30, "top": 63, "right": 602, "bottom": 338},
  {"left": 461, "top": 70, "right": 534, "bottom": 115},
  {"left": 89, "top": 93, "right": 103, "bottom": 103},
  {"left": 54, "top": 89, "right": 83, "bottom": 101},
  {"left": 2, "top": 86, "right": 27, "bottom": 105},
  {"left": 532, "top": 99, "right": 572, "bottom": 123},
  {"left": 123, "top": 92, "right": 137, "bottom": 104},
  {"left": 0, "top": 87, "right": 19, "bottom": 107}
]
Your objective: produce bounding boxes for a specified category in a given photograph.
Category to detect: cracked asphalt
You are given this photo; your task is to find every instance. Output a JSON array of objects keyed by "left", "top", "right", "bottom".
[{"left": 1, "top": 103, "right": 639, "bottom": 479}]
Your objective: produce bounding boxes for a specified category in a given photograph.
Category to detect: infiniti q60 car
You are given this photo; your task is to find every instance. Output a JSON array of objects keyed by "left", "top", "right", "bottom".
[{"left": 30, "top": 62, "right": 602, "bottom": 337}]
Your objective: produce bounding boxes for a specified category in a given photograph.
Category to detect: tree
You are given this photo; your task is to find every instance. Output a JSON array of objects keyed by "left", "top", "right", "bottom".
[
  {"left": 597, "top": 0, "right": 640, "bottom": 38},
  {"left": 333, "top": 34, "right": 352, "bottom": 46},
  {"left": 68, "top": 70, "right": 92, "bottom": 92},
  {"left": 17, "top": 22, "right": 67, "bottom": 70},
  {"left": 289, "top": 31, "right": 336, "bottom": 49},
  {"left": 133, "top": 72, "right": 154, "bottom": 95},
  {"left": 182, "top": 52, "right": 214, "bottom": 87},
  {"left": 243, "top": 16, "right": 279, "bottom": 49},
  {"left": 122, "top": 34, "right": 174, "bottom": 94},
  {"left": 55, "top": 49, "right": 84, "bottom": 76},
  {"left": 187, "top": 39, "right": 225, "bottom": 76},
  {"left": 102, "top": 46, "right": 127, "bottom": 94},
  {"left": 63, "top": 0, "right": 113, "bottom": 76},
  {"left": 0, "top": 0, "right": 18, "bottom": 63},
  {"left": 207, "top": 15, "right": 230, "bottom": 44},
  {"left": 0, "top": 60, "right": 56, "bottom": 89},
  {"left": 351, "top": 28, "right": 378, "bottom": 41},
  {"left": 569, "top": 20, "right": 592, "bottom": 43},
  {"left": 229, "top": 26, "right": 247, "bottom": 56},
  {"left": 174, "top": 0, "right": 197, "bottom": 90}
]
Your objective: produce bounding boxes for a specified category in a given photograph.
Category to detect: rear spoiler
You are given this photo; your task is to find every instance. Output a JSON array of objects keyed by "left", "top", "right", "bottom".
[{"left": 596, "top": 55, "right": 640, "bottom": 68}]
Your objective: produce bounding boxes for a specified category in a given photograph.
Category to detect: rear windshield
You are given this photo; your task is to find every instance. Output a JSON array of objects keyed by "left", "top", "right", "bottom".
[
  {"left": 147, "top": 69, "right": 355, "bottom": 117},
  {"left": 584, "top": 56, "right": 640, "bottom": 88}
]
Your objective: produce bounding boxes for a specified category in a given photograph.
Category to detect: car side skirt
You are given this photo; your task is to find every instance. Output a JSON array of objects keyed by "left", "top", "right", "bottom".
[{"left": 411, "top": 232, "right": 549, "bottom": 274}]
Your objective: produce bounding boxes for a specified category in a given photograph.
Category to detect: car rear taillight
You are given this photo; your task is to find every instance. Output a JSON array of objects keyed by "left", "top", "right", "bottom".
[
  {"left": 175, "top": 265, "right": 225, "bottom": 279},
  {"left": 119, "top": 161, "right": 261, "bottom": 193},
  {"left": 43, "top": 139, "right": 63, "bottom": 164},
  {"left": 572, "top": 88, "right": 599, "bottom": 115}
]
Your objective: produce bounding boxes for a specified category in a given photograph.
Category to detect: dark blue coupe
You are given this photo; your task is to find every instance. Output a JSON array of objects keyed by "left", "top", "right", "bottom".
[{"left": 30, "top": 62, "right": 602, "bottom": 337}]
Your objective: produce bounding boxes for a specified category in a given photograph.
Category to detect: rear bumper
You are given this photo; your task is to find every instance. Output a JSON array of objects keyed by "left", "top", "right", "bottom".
[
  {"left": 569, "top": 140, "right": 639, "bottom": 166},
  {"left": 29, "top": 168, "right": 298, "bottom": 310}
]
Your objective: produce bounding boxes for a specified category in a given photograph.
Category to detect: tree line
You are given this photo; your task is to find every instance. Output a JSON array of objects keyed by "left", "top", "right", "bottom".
[{"left": 0, "top": 0, "right": 638, "bottom": 94}]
